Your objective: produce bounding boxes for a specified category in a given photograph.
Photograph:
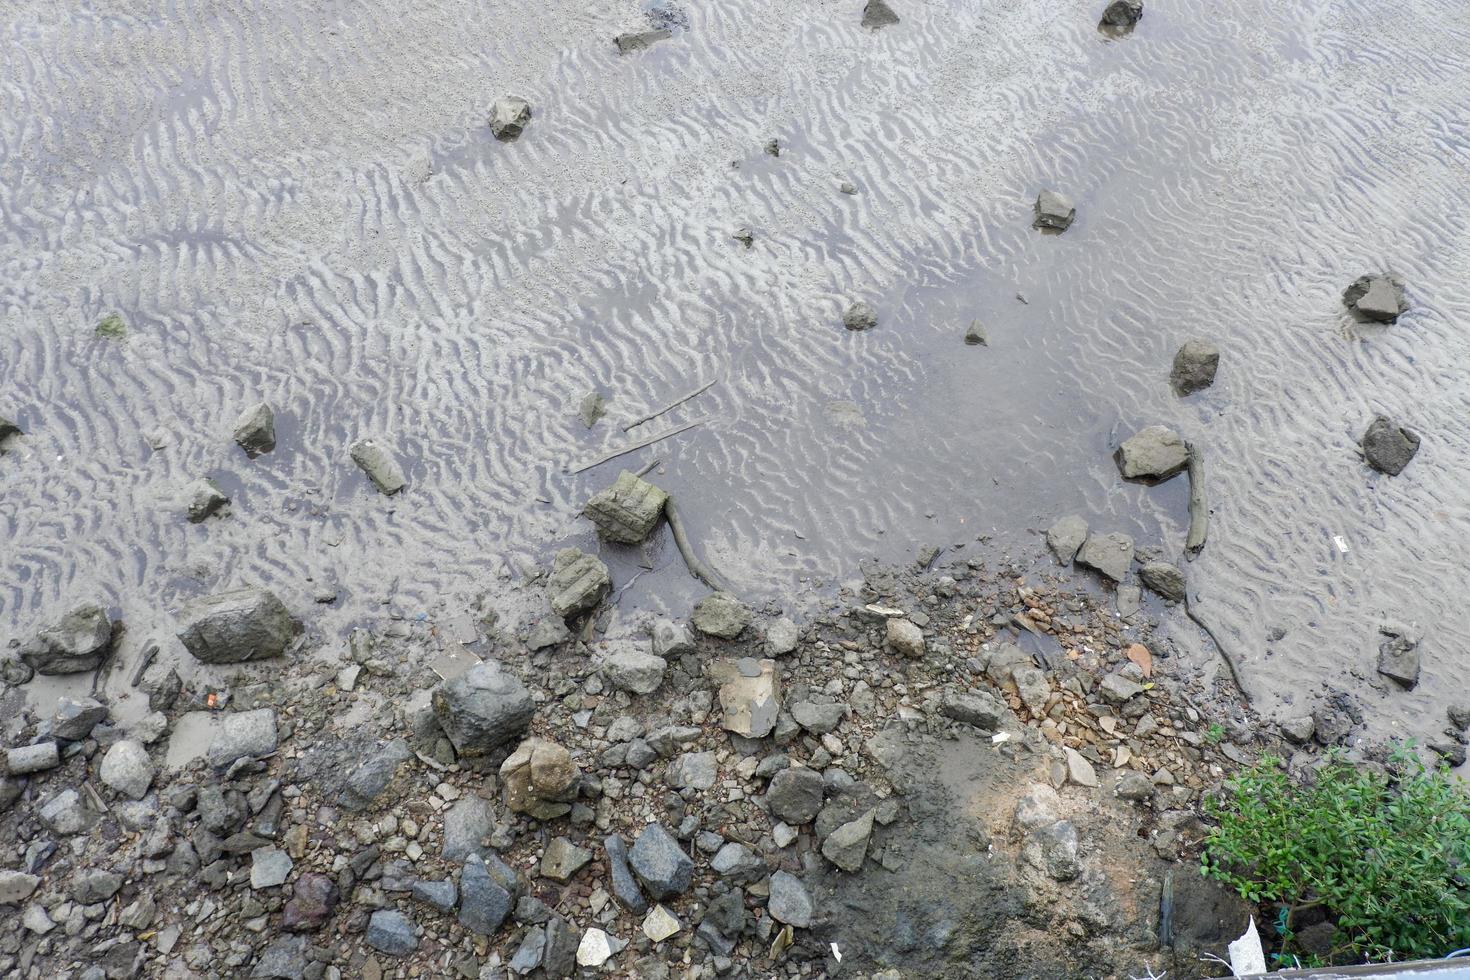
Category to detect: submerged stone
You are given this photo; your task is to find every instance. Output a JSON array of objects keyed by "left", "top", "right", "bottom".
[
  {"left": 1343, "top": 274, "right": 1406, "bottom": 323},
  {"left": 1075, "top": 532, "right": 1134, "bottom": 582},
  {"left": 1033, "top": 190, "right": 1076, "bottom": 231},
  {"left": 1100, "top": 0, "right": 1143, "bottom": 27},
  {"left": 1115, "top": 425, "right": 1189, "bottom": 481},
  {"left": 614, "top": 29, "right": 671, "bottom": 53},
  {"left": 20, "top": 603, "right": 113, "bottom": 675},
  {"left": 233, "top": 402, "right": 276, "bottom": 457},
  {"left": 1171, "top": 339, "right": 1219, "bottom": 395},
  {"left": 490, "top": 97, "right": 532, "bottom": 141},
  {"left": 185, "top": 478, "right": 230, "bottom": 523},
  {"left": 843, "top": 301, "right": 878, "bottom": 331},
  {"left": 349, "top": 439, "right": 407, "bottom": 495},
  {"left": 1361, "top": 416, "right": 1419, "bottom": 476}
]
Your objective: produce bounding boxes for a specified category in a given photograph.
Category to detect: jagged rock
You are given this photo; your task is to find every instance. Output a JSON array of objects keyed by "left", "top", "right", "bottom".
[
  {"left": 1100, "top": 0, "right": 1143, "bottom": 27},
  {"left": 100, "top": 739, "right": 155, "bottom": 799},
  {"left": 511, "top": 925, "right": 547, "bottom": 973},
  {"left": 692, "top": 592, "right": 751, "bottom": 638},
  {"left": 821, "top": 810, "right": 873, "bottom": 872},
  {"left": 349, "top": 439, "right": 407, "bottom": 495},
  {"left": 583, "top": 471, "right": 667, "bottom": 543},
  {"left": 576, "top": 928, "right": 625, "bottom": 968},
  {"left": 1046, "top": 515, "right": 1089, "bottom": 565},
  {"left": 432, "top": 661, "right": 535, "bottom": 761},
  {"left": 667, "top": 751, "right": 718, "bottom": 791},
  {"left": 251, "top": 935, "right": 307, "bottom": 979},
  {"left": 642, "top": 905, "right": 681, "bottom": 943},
  {"left": 767, "top": 767, "right": 824, "bottom": 824},
  {"left": 547, "top": 548, "right": 611, "bottom": 619},
  {"left": 20, "top": 603, "right": 113, "bottom": 674},
  {"left": 862, "top": 0, "right": 900, "bottom": 29},
  {"left": 599, "top": 644, "right": 667, "bottom": 695},
  {"left": 207, "top": 709, "right": 279, "bottom": 766},
  {"left": 233, "top": 402, "right": 276, "bottom": 457},
  {"left": 460, "top": 855, "right": 514, "bottom": 935},
  {"left": 0, "top": 870, "right": 40, "bottom": 904},
  {"left": 1171, "top": 339, "right": 1219, "bottom": 395},
  {"left": 1280, "top": 716, "right": 1315, "bottom": 745},
  {"left": 708, "top": 657, "right": 780, "bottom": 738},
  {"left": 614, "top": 29, "right": 671, "bottom": 54},
  {"left": 7, "top": 743, "right": 59, "bottom": 774},
  {"left": 1064, "top": 748, "right": 1099, "bottom": 788},
  {"left": 412, "top": 878, "right": 458, "bottom": 911},
  {"left": 185, "top": 478, "right": 230, "bottom": 522},
  {"left": 885, "top": 617, "right": 924, "bottom": 658},
  {"left": 340, "top": 739, "right": 413, "bottom": 810},
  {"left": 791, "top": 700, "right": 845, "bottom": 735},
  {"left": 1376, "top": 623, "right": 1421, "bottom": 689},
  {"left": 490, "top": 96, "right": 532, "bottom": 141},
  {"left": 501, "top": 737, "right": 579, "bottom": 820},
  {"left": 964, "top": 319, "right": 988, "bottom": 346},
  {"left": 1115, "top": 425, "right": 1188, "bottom": 481},
  {"left": 1343, "top": 274, "right": 1406, "bottom": 323},
  {"left": 1033, "top": 190, "right": 1076, "bottom": 231},
  {"left": 652, "top": 619, "right": 695, "bottom": 657},
  {"left": 1139, "top": 561, "right": 1186, "bottom": 602},
  {"left": 541, "top": 837, "right": 594, "bottom": 882},
  {"left": 711, "top": 842, "right": 763, "bottom": 882},
  {"left": 38, "top": 788, "right": 96, "bottom": 835},
  {"left": 843, "top": 301, "right": 878, "bottom": 331},
  {"left": 1116, "top": 772, "right": 1154, "bottom": 801},
  {"left": 1099, "top": 672, "right": 1144, "bottom": 703},
  {"left": 283, "top": 873, "right": 339, "bottom": 931},
  {"left": 604, "top": 834, "right": 649, "bottom": 914},
  {"left": 767, "top": 870, "right": 812, "bottom": 927},
  {"left": 1075, "top": 532, "right": 1134, "bottom": 582},
  {"left": 443, "top": 797, "right": 495, "bottom": 861},
  {"left": 940, "top": 690, "right": 1008, "bottom": 730},
  {"left": 1361, "top": 416, "right": 1420, "bottom": 476},
  {"left": 765, "top": 617, "right": 799, "bottom": 656},
  {"left": 628, "top": 823, "right": 694, "bottom": 900},
  {"left": 251, "top": 847, "right": 294, "bottom": 889},
  {"left": 71, "top": 868, "right": 123, "bottom": 903},
  {"left": 578, "top": 391, "right": 606, "bottom": 428},
  {"left": 367, "top": 909, "right": 418, "bottom": 955},
  {"left": 176, "top": 587, "right": 301, "bottom": 664}
]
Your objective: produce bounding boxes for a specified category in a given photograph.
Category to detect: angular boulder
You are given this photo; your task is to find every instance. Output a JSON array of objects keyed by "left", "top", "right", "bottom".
[
  {"left": 1075, "top": 532, "right": 1134, "bottom": 582},
  {"left": 349, "top": 439, "right": 407, "bottom": 495},
  {"left": 185, "top": 478, "right": 230, "bottom": 523},
  {"left": 628, "top": 823, "right": 694, "bottom": 900},
  {"left": 547, "top": 548, "right": 611, "bottom": 619},
  {"left": 432, "top": 662, "right": 535, "bottom": 761},
  {"left": 1046, "top": 514, "right": 1088, "bottom": 565},
  {"left": 1115, "top": 425, "right": 1189, "bottom": 481},
  {"left": 1361, "top": 416, "right": 1419, "bottom": 476},
  {"left": 20, "top": 603, "right": 113, "bottom": 675},
  {"left": 490, "top": 96, "right": 532, "bottom": 141},
  {"left": 233, "top": 402, "right": 275, "bottom": 457},
  {"left": 500, "top": 737, "right": 579, "bottom": 820},
  {"left": 1343, "top": 274, "right": 1406, "bottom": 323},
  {"left": 176, "top": 588, "right": 301, "bottom": 664},
  {"left": 583, "top": 471, "right": 668, "bottom": 544},
  {"left": 821, "top": 810, "right": 874, "bottom": 872},
  {"left": 1033, "top": 190, "right": 1076, "bottom": 231},
  {"left": 1170, "top": 339, "right": 1219, "bottom": 396},
  {"left": 862, "top": 0, "right": 900, "bottom": 29},
  {"left": 1100, "top": 0, "right": 1143, "bottom": 27}
]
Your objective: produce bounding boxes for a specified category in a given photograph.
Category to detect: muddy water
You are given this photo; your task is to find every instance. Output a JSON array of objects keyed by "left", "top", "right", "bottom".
[{"left": 2, "top": 0, "right": 1469, "bottom": 742}]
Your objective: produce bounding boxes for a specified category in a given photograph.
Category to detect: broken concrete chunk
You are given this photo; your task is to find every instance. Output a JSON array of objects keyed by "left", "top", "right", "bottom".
[
  {"left": 1171, "top": 339, "right": 1219, "bottom": 396},
  {"left": 583, "top": 471, "right": 668, "bottom": 544},
  {"left": 1046, "top": 515, "right": 1088, "bottom": 565},
  {"left": 233, "top": 402, "right": 275, "bottom": 457},
  {"left": 1115, "top": 425, "right": 1188, "bottom": 481},
  {"left": 1343, "top": 274, "right": 1406, "bottom": 323},
  {"left": 614, "top": 29, "right": 671, "bottom": 53},
  {"left": 547, "top": 548, "right": 611, "bottom": 619},
  {"left": 1033, "top": 190, "right": 1076, "bottom": 231},
  {"left": 1361, "top": 416, "right": 1419, "bottom": 476},
  {"left": 861, "top": 0, "right": 900, "bottom": 29},
  {"left": 842, "top": 301, "right": 878, "bottom": 331},
  {"left": 1075, "top": 532, "right": 1134, "bottom": 583},
  {"left": 692, "top": 592, "right": 751, "bottom": 639},
  {"left": 20, "top": 603, "right": 113, "bottom": 675},
  {"left": 176, "top": 588, "right": 301, "bottom": 664},
  {"left": 490, "top": 96, "right": 532, "bottom": 141},
  {"left": 186, "top": 478, "right": 230, "bottom": 523},
  {"left": 1100, "top": 0, "right": 1143, "bottom": 27},
  {"left": 350, "top": 439, "right": 407, "bottom": 495},
  {"left": 1376, "top": 623, "right": 1421, "bottom": 689},
  {"left": 707, "top": 658, "right": 781, "bottom": 738}
]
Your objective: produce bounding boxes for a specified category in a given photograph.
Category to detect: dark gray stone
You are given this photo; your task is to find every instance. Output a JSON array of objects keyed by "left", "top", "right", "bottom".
[
  {"left": 233, "top": 402, "right": 275, "bottom": 456},
  {"left": 509, "top": 925, "right": 546, "bottom": 974},
  {"left": 547, "top": 548, "right": 611, "bottom": 619},
  {"left": 583, "top": 471, "right": 667, "bottom": 544},
  {"left": 340, "top": 739, "right": 413, "bottom": 810},
  {"left": 176, "top": 588, "right": 301, "bottom": 664},
  {"left": 604, "top": 834, "right": 649, "bottom": 913},
  {"left": 767, "top": 766, "right": 824, "bottom": 825},
  {"left": 1033, "top": 190, "right": 1075, "bottom": 231},
  {"left": 366, "top": 909, "right": 418, "bottom": 955},
  {"left": 349, "top": 439, "right": 407, "bottom": 495},
  {"left": 861, "top": 0, "right": 900, "bottom": 29},
  {"left": 1343, "top": 274, "right": 1406, "bottom": 323},
  {"left": 964, "top": 319, "right": 988, "bottom": 346},
  {"left": 460, "top": 855, "right": 513, "bottom": 936},
  {"left": 20, "top": 603, "right": 112, "bottom": 675},
  {"left": 251, "top": 935, "right": 307, "bottom": 979},
  {"left": 1361, "top": 416, "right": 1420, "bottom": 476},
  {"left": 1139, "top": 561, "right": 1186, "bottom": 602},
  {"left": 282, "top": 873, "right": 339, "bottom": 932},
  {"left": 543, "top": 916, "right": 578, "bottom": 978},
  {"left": 71, "top": 868, "right": 123, "bottom": 903},
  {"left": 843, "top": 301, "right": 878, "bottom": 331},
  {"left": 939, "top": 690, "right": 1008, "bottom": 730},
  {"left": 38, "top": 788, "right": 97, "bottom": 834},
  {"left": 432, "top": 661, "right": 534, "bottom": 761},
  {"left": 767, "top": 870, "right": 812, "bottom": 928},
  {"left": 1100, "top": 0, "right": 1143, "bottom": 27},
  {"left": 710, "top": 842, "right": 763, "bottom": 882},
  {"left": 53, "top": 696, "right": 109, "bottom": 740},
  {"left": 628, "top": 823, "right": 694, "bottom": 900},
  {"left": 186, "top": 478, "right": 230, "bottom": 522},
  {"left": 443, "top": 796, "right": 496, "bottom": 860},
  {"left": 411, "top": 878, "right": 458, "bottom": 911},
  {"left": 820, "top": 810, "right": 873, "bottom": 872},
  {"left": 1376, "top": 623, "right": 1421, "bottom": 689},
  {"left": 490, "top": 97, "right": 532, "bottom": 140},
  {"left": 1115, "top": 425, "right": 1188, "bottom": 481},
  {"left": 614, "top": 29, "right": 671, "bottom": 54},
  {"left": 1171, "top": 339, "right": 1219, "bottom": 395}
]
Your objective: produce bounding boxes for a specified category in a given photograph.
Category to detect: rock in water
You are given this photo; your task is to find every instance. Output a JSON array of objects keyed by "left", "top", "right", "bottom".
[
  {"left": 1075, "top": 532, "right": 1134, "bottom": 582},
  {"left": 176, "top": 588, "right": 301, "bottom": 664},
  {"left": 185, "top": 478, "right": 230, "bottom": 523},
  {"left": 1171, "top": 339, "right": 1219, "bottom": 395},
  {"left": 1342, "top": 274, "right": 1406, "bottom": 323},
  {"left": 583, "top": 471, "right": 668, "bottom": 544},
  {"left": 1046, "top": 515, "right": 1088, "bottom": 565},
  {"left": 1033, "top": 190, "right": 1076, "bottom": 231},
  {"left": 1100, "top": 0, "right": 1143, "bottom": 27},
  {"left": 614, "top": 29, "right": 671, "bottom": 53},
  {"left": 20, "top": 604, "right": 113, "bottom": 674},
  {"left": 578, "top": 391, "right": 607, "bottom": 428},
  {"left": 0, "top": 415, "right": 20, "bottom": 445},
  {"left": 628, "top": 823, "right": 694, "bottom": 900},
  {"left": 548, "top": 548, "right": 611, "bottom": 621},
  {"left": 1139, "top": 561, "right": 1186, "bottom": 602},
  {"left": 233, "top": 402, "right": 275, "bottom": 457},
  {"left": 964, "top": 319, "right": 988, "bottom": 346},
  {"left": 1361, "top": 416, "right": 1419, "bottom": 475},
  {"left": 490, "top": 96, "right": 532, "bottom": 141},
  {"left": 433, "top": 661, "right": 534, "bottom": 760},
  {"left": 349, "top": 439, "right": 407, "bottom": 495},
  {"left": 1114, "top": 425, "right": 1189, "bottom": 481},
  {"left": 1377, "top": 623, "right": 1421, "bottom": 689},
  {"left": 843, "top": 301, "right": 878, "bottom": 331},
  {"left": 691, "top": 592, "right": 751, "bottom": 638},
  {"left": 861, "top": 0, "right": 900, "bottom": 29}
]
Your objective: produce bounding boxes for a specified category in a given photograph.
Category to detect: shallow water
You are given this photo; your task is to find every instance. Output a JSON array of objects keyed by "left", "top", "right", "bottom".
[{"left": 3, "top": 0, "right": 1469, "bottom": 741}]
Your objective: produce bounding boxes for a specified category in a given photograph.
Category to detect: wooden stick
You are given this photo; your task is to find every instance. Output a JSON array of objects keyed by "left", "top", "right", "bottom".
[
  {"left": 1184, "top": 600, "right": 1249, "bottom": 702},
  {"left": 622, "top": 377, "right": 718, "bottom": 432},
  {"left": 567, "top": 418, "right": 708, "bottom": 475},
  {"left": 664, "top": 497, "right": 732, "bottom": 593},
  {"left": 1185, "top": 441, "right": 1208, "bottom": 558},
  {"left": 634, "top": 456, "right": 663, "bottom": 478}
]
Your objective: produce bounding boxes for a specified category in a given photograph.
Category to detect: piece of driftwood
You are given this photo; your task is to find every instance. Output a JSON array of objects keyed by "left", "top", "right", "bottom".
[
  {"left": 622, "top": 377, "right": 718, "bottom": 432},
  {"left": 1185, "top": 440, "right": 1208, "bottom": 557},
  {"left": 1184, "top": 600, "right": 1248, "bottom": 701},
  {"left": 568, "top": 418, "right": 708, "bottom": 474},
  {"left": 664, "top": 497, "right": 731, "bottom": 593}
]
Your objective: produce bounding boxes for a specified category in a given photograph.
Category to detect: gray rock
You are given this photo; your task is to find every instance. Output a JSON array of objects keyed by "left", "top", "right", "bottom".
[
  {"left": 53, "top": 696, "right": 109, "bottom": 741},
  {"left": 583, "top": 471, "right": 668, "bottom": 544},
  {"left": 1076, "top": 532, "right": 1134, "bottom": 582},
  {"left": 0, "top": 870, "right": 40, "bottom": 904},
  {"left": 7, "top": 742, "right": 60, "bottom": 774},
  {"left": 1099, "top": 672, "right": 1144, "bottom": 703},
  {"left": 843, "top": 301, "right": 878, "bottom": 331},
  {"left": 349, "top": 439, "right": 407, "bottom": 495},
  {"left": 885, "top": 618, "right": 924, "bottom": 658},
  {"left": 99, "top": 739, "right": 154, "bottom": 799},
  {"left": 629, "top": 823, "right": 694, "bottom": 900},
  {"left": 861, "top": 0, "right": 900, "bottom": 29},
  {"left": 251, "top": 935, "right": 307, "bottom": 979},
  {"left": 1139, "top": 561, "right": 1186, "bottom": 602},
  {"left": 340, "top": 739, "right": 413, "bottom": 810},
  {"left": 1064, "top": 747, "right": 1099, "bottom": 788},
  {"left": 20, "top": 603, "right": 113, "bottom": 675},
  {"left": 233, "top": 402, "right": 275, "bottom": 456},
  {"left": 0, "top": 415, "right": 20, "bottom": 444},
  {"left": 578, "top": 391, "right": 607, "bottom": 428},
  {"left": 207, "top": 709, "right": 279, "bottom": 767},
  {"left": 765, "top": 617, "right": 799, "bottom": 656},
  {"left": 1013, "top": 666, "right": 1050, "bottom": 716},
  {"left": 510, "top": 925, "right": 547, "bottom": 974},
  {"left": 667, "top": 751, "right": 718, "bottom": 791},
  {"left": 490, "top": 96, "right": 532, "bottom": 140},
  {"left": 600, "top": 644, "right": 667, "bottom": 695},
  {"left": 692, "top": 592, "right": 751, "bottom": 639},
  {"left": 767, "top": 870, "right": 812, "bottom": 927},
  {"left": 1361, "top": 416, "right": 1420, "bottom": 476},
  {"left": 939, "top": 690, "right": 1007, "bottom": 730},
  {"left": 652, "top": 619, "right": 695, "bottom": 657},
  {"left": 1280, "top": 716, "right": 1315, "bottom": 744},
  {"left": 1115, "top": 425, "right": 1188, "bottom": 481},
  {"left": 460, "top": 855, "right": 514, "bottom": 936},
  {"left": 963, "top": 319, "right": 988, "bottom": 346},
  {"left": 1046, "top": 515, "right": 1088, "bottom": 565},
  {"left": 39, "top": 788, "right": 97, "bottom": 834},
  {"left": 1449, "top": 704, "right": 1470, "bottom": 732},
  {"left": 1033, "top": 190, "right": 1075, "bottom": 231},
  {"left": 791, "top": 701, "right": 845, "bottom": 735},
  {"left": 548, "top": 548, "right": 611, "bottom": 619},
  {"left": 1343, "top": 274, "right": 1406, "bottom": 323},
  {"left": 1100, "top": 0, "right": 1143, "bottom": 27},
  {"left": 767, "top": 767, "right": 824, "bottom": 825},
  {"left": 821, "top": 810, "right": 873, "bottom": 872},
  {"left": 251, "top": 847, "right": 294, "bottom": 889},
  {"left": 541, "top": 837, "right": 594, "bottom": 882},
  {"left": 432, "top": 661, "right": 535, "bottom": 761},
  {"left": 543, "top": 915, "right": 579, "bottom": 978},
  {"left": 1171, "top": 339, "right": 1219, "bottom": 396},
  {"left": 176, "top": 587, "right": 301, "bottom": 664},
  {"left": 1116, "top": 585, "right": 1141, "bottom": 619},
  {"left": 366, "top": 909, "right": 418, "bottom": 956},
  {"left": 526, "top": 616, "right": 571, "bottom": 650},
  {"left": 1030, "top": 820, "right": 1080, "bottom": 881},
  {"left": 1376, "top": 623, "right": 1421, "bottom": 689},
  {"left": 71, "top": 868, "right": 123, "bottom": 903},
  {"left": 711, "top": 842, "right": 763, "bottom": 881},
  {"left": 186, "top": 477, "right": 230, "bottom": 522},
  {"left": 411, "top": 878, "right": 458, "bottom": 911},
  {"left": 282, "top": 873, "right": 339, "bottom": 932},
  {"left": 614, "top": 29, "right": 671, "bottom": 54},
  {"left": 1115, "top": 771, "right": 1155, "bottom": 801},
  {"left": 604, "top": 834, "right": 649, "bottom": 914}
]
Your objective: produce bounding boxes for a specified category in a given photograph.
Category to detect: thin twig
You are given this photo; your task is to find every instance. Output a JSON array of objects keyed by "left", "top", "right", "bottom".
[
  {"left": 567, "top": 418, "right": 709, "bottom": 475},
  {"left": 622, "top": 377, "right": 718, "bottom": 432},
  {"left": 634, "top": 456, "right": 663, "bottom": 478}
]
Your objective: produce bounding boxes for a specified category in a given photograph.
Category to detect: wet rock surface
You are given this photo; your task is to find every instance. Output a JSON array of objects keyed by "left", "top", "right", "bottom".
[
  {"left": 176, "top": 587, "right": 302, "bottom": 664},
  {"left": 842, "top": 300, "right": 878, "bottom": 331},
  {"left": 583, "top": 470, "right": 668, "bottom": 544},
  {"left": 19, "top": 603, "right": 113, "bottom": 675},
  {"left": 1361, "top": 415, "right": 1420, "bottom": 475},
  {"left": 1343, "top": 273, "right": 1407, "bottom": 323},
  {"left": 1033, "top": 189, "right": 1076, "bottom": 230},
  {"left": 1115, "top": 425, "right": 1189, "bottom": 481},
  {"left": 546, "top": 547, "right": 611, "bottom": 619},
  {"left": 233, "top": 401, "right": 276, "bottom": 457},
  {"left": 1171, "top": 338, "right": 1220, "bottom": 395},
  {"left": 349, "top": 438, "right": 407, "bottom": 494}
]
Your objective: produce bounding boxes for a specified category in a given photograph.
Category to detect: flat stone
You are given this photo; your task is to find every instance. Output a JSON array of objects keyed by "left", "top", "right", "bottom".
[
  {"left": 20, "top": 604, "right": 112, "bottom": 674},
  {"left": 1377, "top": 623, "right": 1421, "bottom": 689},
  {"left": 100, "top": 739, "right": 155, "bottom": 799},
  {"left": 599, "top": 644, "right": 667, "bottom": 695},
  {"left": 349, "top": 439, "right": 407, "bottom": 495},
  {"left": 1139, "top": 561, "right": 1186, "bottom": 602},
  {"left": 707, "top": 657, "right": 781, "bottom": 738},
  {"left": 340, "top": 739, "right": 413, "bottom": 811},
  {"left": 842, "top": 301, "right": 878, "bottom": 331},
  {"left": 53, "top": 696, "right": 109, "bottom": 741},
  {"left": 583, "top": 471, "right": 668, "bottom": 544},
  {"left": 1064, "top": 748, "right": 1099, "bottom": 788},
  {"left": 459, "top": 855, "right": 514, "bottom": 936},
  {"left": 443, "top": 796, "right": 495, "bottom": 861},
  {"left": 1362, "top": 416, "right": 1420, "bottom": 476},
  {"left": 38, "top": 788, "right": 97, "bottom": 835},
  {"left": 71, "top": 868, "right": 123, "bottom": 903},
  {"left": 767, "top": 870, "right": 812, "bottom": 927},
  {"left": 821, "top": 810, "right": 873, "bottom": 872},
  {"left": 628, "top": 823, "right": 694, "bottom": 900},
  {"left": 233, "top": 402, "right": 275, "bottom": 457},
  {"left": 490, "top": 96, "right": 532, "bottom": 141},
  {"left": 1076, "top": 532, "right": 1134, "bottom": 583},
  {"left": 692, "top": 592, "right": 751, "bottom": 639},
  {"left": 1099, "top": 672, "right": 1144, "bottom": 703},
  {"left": 765, "top": 617, "right": 799, "bottom": 656},
  {"left": 1033, "top": 190, "right": 1076, "bottom": 231},
  {"left": 7, "top": 742, "right": 60, "bottom": 774},
  {"left": 185, "top": 477, "right": 230, "bottom": 522},
  {"left": 791, "top": 700, "right": 845, "bottom": 735},
  {"left": 251, "top": 847, "right": 294, "bottom": 889},
  {"left": 1046, "top": 515, "right": 1088, "bottom": 565},
  {"left": 250, "top": 935, "right": 307, "bottom": 979},
  {"left": 603, "top": 834, "right": 649, "bottom": 914},
  {"left": 1343, "top": 274, "right": 1406, "bottom": 323},
  {"left": 576, "top": 928, "right": 625, "bottom": 968},
  {"left": 0, "top": 870, "right": 40, "bottom": 904},
  {"left": 885, "top": 618, "right": 924, "bottom": 658},
  {"left": 540, "top": 837, "right": 593, "bottom": 882},
  {"left": 667, "top": 750, "right": 718, "bottom": 791},
  {"left": 547, "top": 548, "right": 611, "bottom": 619},
  {"left": 176, "top": 588, "right": 301, "bottom": 664},
  {"left": 410, "top": 878, "right": 457, "bottom": 911},
  {"left": 510, "top": 925, "right": 547, "bottom": 975},
  {"left": 1115, "top": 425, "right": 1189, "bottom": 481},
  {"left": 207, "top": 709, "right": 279, "bottom": 767},
  {"left": 1116, "top": 585, "right": 1142, "bottom": 619},
  {"left": 939, "top": 690, "right": 1007, "bottom": 730},
  {"left": 614, "top": 29, "right": 671, "bottom": 54},
  {"left": 366, "top": 909, "right": 418, "bottom": 956},
  {"left": 652, "top": 619, "right": 695, "bottom": 657},
  {"left": 861, "top": 0, "right": 900, "bottom": 29},
  {"left": 642, "top": 904, "right": 681, "bottom": 943},
  {"left": 1171, "top": 339, "right": 1219, "bottom": 395},
  {"left": 432, "top": 661, "right": 534, "bottom": 761}
]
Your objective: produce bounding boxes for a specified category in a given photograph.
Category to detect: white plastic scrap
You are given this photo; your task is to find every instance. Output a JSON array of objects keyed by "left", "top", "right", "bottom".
[
  {"left": 1227, "top": 917, "right": 1266, "bottom": 977},
  {"left": 1333, "top": 535, "right": 1349, "bottom": 555},
  {"left": 830, "top": 942, "right": 842, "bottom": 963}
]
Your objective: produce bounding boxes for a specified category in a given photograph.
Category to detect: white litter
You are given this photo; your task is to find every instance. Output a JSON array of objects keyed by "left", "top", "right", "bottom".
[
  {"left": 1332, "top": 535, "right": 1349, "bottom": 554},
  {"left": 1227, "top": 917, "right": 1266, "bottom": 977},
  {"left": 991, "top": 732, "right": 1011, "bottom": 744},
  {"left": 830, "top": 942, "right": 842, "bottom": 963}
]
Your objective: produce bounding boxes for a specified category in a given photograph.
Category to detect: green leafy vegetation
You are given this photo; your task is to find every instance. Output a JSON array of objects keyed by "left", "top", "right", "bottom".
[{"left": 1202, "top": 748, "right": 1470, "bottom": 964}]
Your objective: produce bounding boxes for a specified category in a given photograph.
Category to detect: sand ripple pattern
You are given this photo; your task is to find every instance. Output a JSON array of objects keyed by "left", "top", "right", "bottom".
[{"left": 3, "top": 0, "right": 1469, "bottom": 736}]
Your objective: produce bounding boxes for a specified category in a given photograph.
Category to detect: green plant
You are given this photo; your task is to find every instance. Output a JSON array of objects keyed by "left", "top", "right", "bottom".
[
  {"left": 1204, "top": 722, "right": 1225, "bottom": 745},
  {"left": 1202, "top": 747, "right": 1470, "bottom": 963}
]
